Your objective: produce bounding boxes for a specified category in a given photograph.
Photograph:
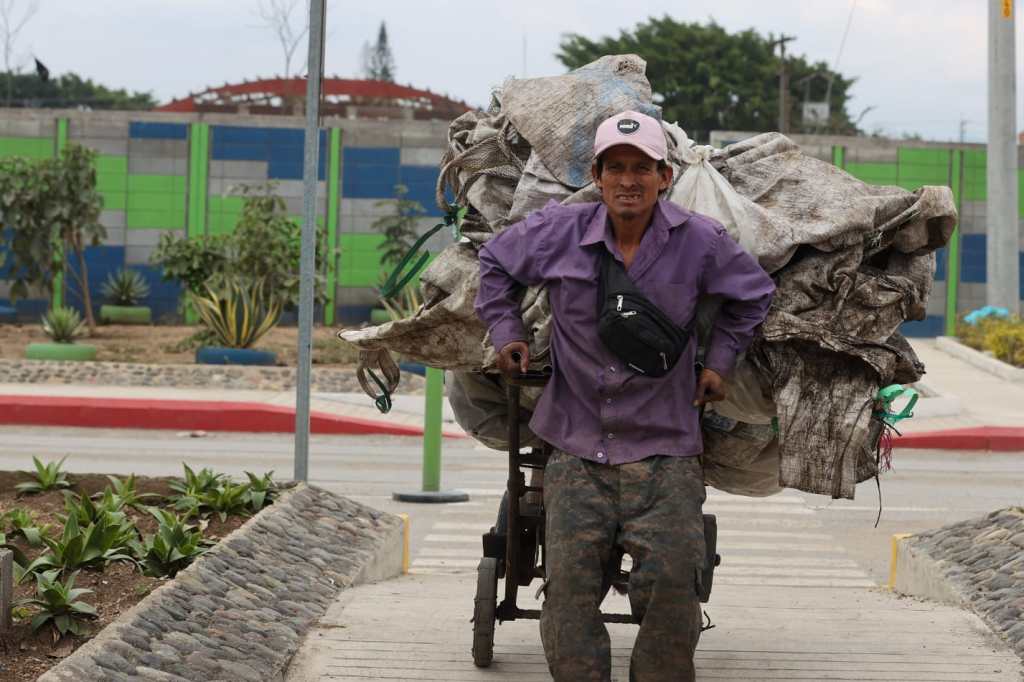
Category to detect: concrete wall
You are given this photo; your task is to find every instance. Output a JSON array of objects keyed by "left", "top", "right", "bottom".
[{"left": 0, "top": 109, "right": 453, "bottom": 325}]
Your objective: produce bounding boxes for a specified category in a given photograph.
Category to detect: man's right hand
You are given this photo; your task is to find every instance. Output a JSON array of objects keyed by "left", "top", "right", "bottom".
[{"left": 497, "top": 341, "right": 530, "bottom": 378}]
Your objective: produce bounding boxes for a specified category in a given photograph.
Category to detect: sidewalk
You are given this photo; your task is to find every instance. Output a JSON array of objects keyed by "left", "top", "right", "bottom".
[
  {"left": 0, "top": 337, "right": 1021, "bottom": 448},
  {"left": 0, "top": 382, "right": 467, "bottom": 438},
  {"left": 286, "top": 487, "right": 1021, "bottom": 681}
]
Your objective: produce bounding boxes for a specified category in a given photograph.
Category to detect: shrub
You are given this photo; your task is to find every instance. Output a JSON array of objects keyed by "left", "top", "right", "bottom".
[
  {"left": 190, "top": 275, "right": 282, "bottom": 349},
  {"left": 985, "top": 319, "right": 1024, "bottom": 367},
  {"left": 130, "top": 508, "right": 211, "bottom": 578},
  {"left": 15, "top": 456, "right": 73, "bottom": 495},
  {"left": 60, "top": 489, "right": 124, "bottom": 527},
  {"left": 151, "top": 183, "right": 332, "bottom": 309},
  {"left": 102, "top": 474, "right": 161, "bottom": 511},
  {"left": 100, "top": 268, "right": 150, "bottom": 306},
  {"left": 41, "top": 307, "right": 86, "bottom": 343},
  {"left": 18, "top": 569, "right": 97, "bottom": 638}
]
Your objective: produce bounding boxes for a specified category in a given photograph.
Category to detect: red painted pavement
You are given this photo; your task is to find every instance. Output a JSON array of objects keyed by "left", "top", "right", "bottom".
[
  {"left": 0, "top": 395, "right": 463, "bottom": 438},
  {"left": 895, "top": 426, "right": 1024, "bottom": 451}
]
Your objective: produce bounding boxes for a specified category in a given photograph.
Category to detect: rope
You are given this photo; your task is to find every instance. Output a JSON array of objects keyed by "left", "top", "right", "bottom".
[{"left": 378, "top": 205, "right": 466, "bottom": 301}]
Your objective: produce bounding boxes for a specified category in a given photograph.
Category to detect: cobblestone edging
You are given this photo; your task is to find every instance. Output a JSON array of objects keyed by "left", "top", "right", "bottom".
[
  {"left": 39, "top": 484, "right": 405, "bottom": 682},
  {"left": 0, "top": 359, "right": 425, "bottom": 394},
  {"left": 897, "top": 507, "right": 1024, "bottom": 662}
]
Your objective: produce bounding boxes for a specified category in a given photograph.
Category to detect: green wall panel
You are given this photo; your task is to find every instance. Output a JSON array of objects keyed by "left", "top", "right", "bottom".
[
  {"left": 95, "top": 155, "right": 128, "bottom": 175},
  {"left": 94, "top": 154, "right": 128, "bottom": 213},
  {"left": 126, "top": 210, "right": 186, "bottom": 229},
  {"left": 207, "top": 195, "right": 245, "bottom": 236},
  {"left": 845, "top": 162, "right": 898, "bottom": 184},
  {"left": 125, "top": 173, "right": 186, "bottom": 229},
  {"left": 0, "top": 136, "right": 53, "bottom": 159}
]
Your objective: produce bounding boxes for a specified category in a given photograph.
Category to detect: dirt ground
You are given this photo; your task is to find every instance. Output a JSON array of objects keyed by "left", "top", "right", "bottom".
[
  {"left": 0, "top": 323, "right": 362, "bottom": 367},
  {"left": 0, "top": 470, "right": 249, "bottom": 681}
]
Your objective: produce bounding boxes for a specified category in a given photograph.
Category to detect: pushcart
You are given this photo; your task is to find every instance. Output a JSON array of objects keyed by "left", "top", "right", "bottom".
[{"left": 470, "top": 367, "right": 720, "bottom": 667}]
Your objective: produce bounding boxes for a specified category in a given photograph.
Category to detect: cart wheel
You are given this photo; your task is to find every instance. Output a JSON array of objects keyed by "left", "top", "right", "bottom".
[{"left": 472, "top": 557, "right": 498, "bottom": 667}]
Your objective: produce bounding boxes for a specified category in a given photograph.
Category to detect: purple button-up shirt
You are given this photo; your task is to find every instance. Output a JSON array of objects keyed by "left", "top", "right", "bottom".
[{"left": 475, "top": 199, "right": 774, "bottom": 465}]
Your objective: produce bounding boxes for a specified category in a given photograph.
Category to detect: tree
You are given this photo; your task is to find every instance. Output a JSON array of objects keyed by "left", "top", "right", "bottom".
[
  {"left": 0, "top": 0, "right": 38, "bottom": 105},
  {"left": 257, "top": 0, "right": 309, "bottom": 78},
  {"left": 2, "top": 71, "right": 156, "bottom": 109},
  {"left": 362, "top": 21, "right": 395, "bottom": 82},
  {"left": 0, "top": 144, "right": 106, "bottom": 331},
  {"left": 557, "top": 16, "right": 859, "bottom": 141}
]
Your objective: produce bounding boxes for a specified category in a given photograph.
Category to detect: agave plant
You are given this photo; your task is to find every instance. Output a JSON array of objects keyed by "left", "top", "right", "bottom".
[
  {"left": 26, "top": 512, "right": 138, "bottom": 574},
  {"left": 190, "top": 275, "right": 282, "bottom": 349},
  {"left": 15, "top": 456, "right": 73, "bottom": 495},
  {"left": 100, "top": 268, "right": 150, "bottom": 306},
  {"left": 17, "top": 569, "right": 98, "bottom": 638},
  {"left": 130, "top": 508, "right": 212, "bottom": 578},
  {"left": 41, "top": 307, "right": 86, "bottom": 343},
  {"left": 1, "top": 508, "right": 52, "bottom": 547}
]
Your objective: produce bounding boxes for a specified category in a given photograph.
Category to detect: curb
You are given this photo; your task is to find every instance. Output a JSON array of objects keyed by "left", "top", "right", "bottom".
[
  {"left": 934, "top": 336, "right": 1024, "bottom": 383},
  {"left": 39, "top": 484, "right": 406, "bottom": 682},
  {"left": 0, "top": 394, "right": 465, "bottom": 438},
  {"left": 895, "top": 426, "right": 1024, "bottom": 451}
]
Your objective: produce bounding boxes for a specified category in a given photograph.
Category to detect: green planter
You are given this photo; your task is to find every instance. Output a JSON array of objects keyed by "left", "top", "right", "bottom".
[
  {"left": 370, "top": 307, "right": 392, "bottom": 324},
  {"left": 100, "top": 305, "right": 152, "bottom": 325},
  {"left": 26, "top": 343, "right": 97, "bottom": 361}
]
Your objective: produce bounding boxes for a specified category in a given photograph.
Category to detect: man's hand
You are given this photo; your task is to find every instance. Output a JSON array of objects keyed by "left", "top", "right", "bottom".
[
  {"left": 497, "top": 341, "right": 530, "bottom": 378},
  {"left": 693, "top": 368, "right": 726, "bottom": 407}
]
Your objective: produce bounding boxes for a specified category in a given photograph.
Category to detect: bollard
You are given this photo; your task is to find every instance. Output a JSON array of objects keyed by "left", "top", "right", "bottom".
[
  {"left": 393, "top": 367, "right": 469, "bottom": 503},
  {"left": 1, "top": 549, "right": 12, "bottom": 632}
]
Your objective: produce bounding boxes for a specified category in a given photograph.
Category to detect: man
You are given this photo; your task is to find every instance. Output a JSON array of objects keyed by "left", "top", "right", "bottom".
[{"left": 474, "top": 110, "right": 774, "bottom": 681}]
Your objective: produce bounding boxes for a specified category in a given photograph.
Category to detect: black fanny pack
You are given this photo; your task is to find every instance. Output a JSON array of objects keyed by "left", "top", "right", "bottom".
[{"left": 597, "top": 250, "right": 692, "bottom": 377}]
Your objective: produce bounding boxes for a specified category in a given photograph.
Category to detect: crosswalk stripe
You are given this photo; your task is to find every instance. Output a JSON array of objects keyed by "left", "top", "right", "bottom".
[
  {"left": 704, "top": 504, "right": 812, "bottom": 515},
  {"left": 433, "top": 522, "right": 493, "bottom": 530},
  {"left": 719, "top": 529, "right": 833, "bottom": 540}
]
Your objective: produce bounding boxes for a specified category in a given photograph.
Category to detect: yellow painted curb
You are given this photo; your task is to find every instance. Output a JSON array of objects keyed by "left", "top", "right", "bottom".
[
  {"left": 399, "top": 513, "right": 410, "bottom": 574},
  {"left": 888, "top": 533, "right": 913, "bottom": 591}
]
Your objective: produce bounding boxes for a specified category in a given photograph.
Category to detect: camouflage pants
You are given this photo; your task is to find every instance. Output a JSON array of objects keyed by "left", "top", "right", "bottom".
[{"left": 540, "top": 451, "right": 706, "bottom": 682}]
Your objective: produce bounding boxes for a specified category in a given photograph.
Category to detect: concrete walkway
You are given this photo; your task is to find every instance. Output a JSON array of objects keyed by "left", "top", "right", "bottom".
[{"left": 286, "top": 486, "right": 1021, "bottom": 681}]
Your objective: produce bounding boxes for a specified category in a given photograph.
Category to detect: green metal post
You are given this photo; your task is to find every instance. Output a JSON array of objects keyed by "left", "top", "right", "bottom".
[
  {"left": 945, "top": 149, "right": 964, "bottom": 336},
  {"left": 421, "top": 367, "right": 444, "bottom": 492},
  {"left": 325, "top": 128, "right": 341, "bottom": 325},
  {"left": 185, "top": 122, "right": 210, "bottom": 324},
  {"left": 52, "top": 118, "right": 69, "bottom": 309},
  {"left": 831, "top": 144, "right": 846, "bottom": 169}
]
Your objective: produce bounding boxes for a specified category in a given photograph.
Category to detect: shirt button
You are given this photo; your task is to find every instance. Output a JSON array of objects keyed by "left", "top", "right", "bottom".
[
  {"left": 609, "top": 366, "right": 616, "bottom": 373},
  {"left": 596, "top": 452, "right": 605, "bottom": 459},
  {"left": 607, "top": 433, "right": 615, "bottom": 440},
  {"left": 606, "top": 398, "right": 612, "bottom": 404}
]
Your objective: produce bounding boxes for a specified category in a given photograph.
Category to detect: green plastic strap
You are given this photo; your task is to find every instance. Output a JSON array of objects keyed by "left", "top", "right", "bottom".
[
  {"left": 875, "top": 384, "right": 918, "bottom": 425},
  {"left": 365, "top": 368, "right": 393, "bottom": 414},
  {"left": 378, "top": 205, "right": 465, "bottom": 300}
]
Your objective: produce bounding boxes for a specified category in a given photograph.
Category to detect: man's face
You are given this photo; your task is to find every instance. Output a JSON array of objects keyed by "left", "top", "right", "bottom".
[{"left": 592, "top": 145, "right": 673, "bottom": 222}]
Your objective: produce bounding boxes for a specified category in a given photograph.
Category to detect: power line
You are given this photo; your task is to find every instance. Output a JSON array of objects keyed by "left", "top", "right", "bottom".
[{"left": 833, "top": 0, "right": 858, "bottom": 73}]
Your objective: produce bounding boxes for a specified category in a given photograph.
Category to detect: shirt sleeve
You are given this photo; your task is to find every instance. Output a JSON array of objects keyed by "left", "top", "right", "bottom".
[
  {"left": 701, "top": 228, "right": 775, "bottom": 377},
  {"left": 474, "top": 208, "right": 558, "bottom": 352}
]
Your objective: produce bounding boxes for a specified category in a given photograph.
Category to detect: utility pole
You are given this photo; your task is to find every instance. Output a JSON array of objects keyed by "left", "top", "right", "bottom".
[
  {"left": 293, "top": 0, "right": 326, "bottom": 482},
  {"left": 986, "top": 0, "right": 1020, "bottom": 314},
  {"left": 773, "top": 35, "right": 797, "bottom": 133}
]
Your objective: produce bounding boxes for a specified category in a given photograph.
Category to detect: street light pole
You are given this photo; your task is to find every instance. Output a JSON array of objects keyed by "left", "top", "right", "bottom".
[
  {"left": 986, "top": 0, "right": 1020, "bottom": 314},
  {"left": 774, "top": 35, "right": 797, "bottom": 134},
  {"left": 294, "top": 0, "right": 326, "bottom": 482}
]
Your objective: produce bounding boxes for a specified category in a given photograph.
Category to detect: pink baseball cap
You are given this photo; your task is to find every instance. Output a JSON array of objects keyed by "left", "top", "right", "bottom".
[{"left": 593, "top": 110, "right": 667, "bottom": 161}]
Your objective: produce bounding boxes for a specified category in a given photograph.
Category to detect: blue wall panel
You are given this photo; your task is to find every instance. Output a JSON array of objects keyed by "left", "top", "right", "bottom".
[
  {"left": 934, "top": 247, "right": 946, "bottom": 281},
  {"left": 960, "top": 234, "right": 987, "bottom": 283},
  {"left": 398, "top": 165, "right": 442, "bottom": 216},
  {"left": 901, "top": 315, "right": 945, "bottom": 338},
  {"left": 65, "top": 246, "right": 125, "bottom": 315},
  {"left": 130, "top": 122, "right": 188, "bottom": 140},
  {"left": 133, "top": 264, "right": 182, "bottom": 321},
  {"left": 0, "top": 297, "right": 48, "bottom": 321},
  {"left": 212, "top": 125, "right": 326, "bottom": 180},
  {"left": 342, "top": 147, "right": 401, "bottom": 199}
]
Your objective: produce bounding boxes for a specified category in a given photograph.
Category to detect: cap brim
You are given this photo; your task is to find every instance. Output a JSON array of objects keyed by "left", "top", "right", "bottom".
[{"left": 593, "top": 140, "right": 664, "bottom": 161}]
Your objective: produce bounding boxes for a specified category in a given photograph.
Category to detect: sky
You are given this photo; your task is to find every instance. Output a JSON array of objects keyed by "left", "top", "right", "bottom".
[{"left": 15, "top": 0, "right": 1024, "bottom": 143}]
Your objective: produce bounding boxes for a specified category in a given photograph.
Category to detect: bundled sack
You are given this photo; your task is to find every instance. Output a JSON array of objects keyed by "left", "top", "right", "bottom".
[{"left": 340, "top": 54, "right": 955, "bottom": 499}]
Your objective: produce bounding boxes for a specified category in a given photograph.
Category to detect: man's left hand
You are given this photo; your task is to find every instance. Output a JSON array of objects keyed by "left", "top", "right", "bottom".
[{"left": 693, "top": 368, "right": 726, "bottom": 407}]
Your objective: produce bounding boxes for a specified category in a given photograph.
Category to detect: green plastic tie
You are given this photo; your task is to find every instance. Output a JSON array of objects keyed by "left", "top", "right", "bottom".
[
  {"left": 378, "top": 205, "right": 465, "bottom": 301},
  {"left": 874, "top": 384, "right": 918, "bottom": 425},
  {"left": 365, "top": 368, "right": 393, "bottom": 414}
]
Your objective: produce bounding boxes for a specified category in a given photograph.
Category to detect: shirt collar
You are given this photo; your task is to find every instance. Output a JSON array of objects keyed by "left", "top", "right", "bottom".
[{"left": 578, "top": 199, "right": 692, "bottom": 248}]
